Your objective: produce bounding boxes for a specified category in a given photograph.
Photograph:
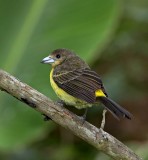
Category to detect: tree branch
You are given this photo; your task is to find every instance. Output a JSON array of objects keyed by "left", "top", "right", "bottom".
[{"left": 0, "top": 69, "right": 142, "bottom": 160}]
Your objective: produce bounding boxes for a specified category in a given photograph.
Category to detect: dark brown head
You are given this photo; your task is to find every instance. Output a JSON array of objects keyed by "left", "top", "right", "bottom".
[{"left": 41, "top": 48, "right": 75, "bottom": 67}]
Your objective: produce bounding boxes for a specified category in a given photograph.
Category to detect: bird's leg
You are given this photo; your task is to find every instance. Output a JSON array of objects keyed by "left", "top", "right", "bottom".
[
  {"left": 82, "top": 108, "right": 88, "bottom": 120},
  {"left": 79, "top": 108, "right": 88, "bottom": 124},
  {"left": 56, "top": 99, "right": 65, "bottom": 107},
  {"left": 100, "top": 109, "right": 107, "bottom": 130}
]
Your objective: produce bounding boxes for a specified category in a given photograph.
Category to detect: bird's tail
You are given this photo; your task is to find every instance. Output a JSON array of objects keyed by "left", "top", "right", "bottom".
[{"left": 99, "top": 96, "right": 132, "bottom": 120}]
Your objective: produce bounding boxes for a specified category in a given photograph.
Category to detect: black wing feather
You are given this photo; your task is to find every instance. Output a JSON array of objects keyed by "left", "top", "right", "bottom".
[
  {"left": 59, "top": 82, "right": 95, "bottom": 103},
  {"left": 53, "top": 68, "right": 106, "bottom": 103}
]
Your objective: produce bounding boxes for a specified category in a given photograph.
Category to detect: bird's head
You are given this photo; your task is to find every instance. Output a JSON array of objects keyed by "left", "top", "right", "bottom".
[{"left": 41, "top": 48, "right": 75, "bottom": 67}]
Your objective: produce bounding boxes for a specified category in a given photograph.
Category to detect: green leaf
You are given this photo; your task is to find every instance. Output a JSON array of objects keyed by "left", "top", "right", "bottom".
[{"left": 0, "top": 0, "right": 121, "bottom": 150}]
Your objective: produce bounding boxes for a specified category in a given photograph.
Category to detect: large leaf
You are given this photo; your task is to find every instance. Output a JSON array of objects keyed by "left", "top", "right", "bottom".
[{"left": 0, "top": 0, "right": 121, "bottom": 150}]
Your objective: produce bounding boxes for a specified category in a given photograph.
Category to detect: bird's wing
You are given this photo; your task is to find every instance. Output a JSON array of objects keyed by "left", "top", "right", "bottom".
[{"left": 53, "top": 68, "right": 106, "bottom": 103}]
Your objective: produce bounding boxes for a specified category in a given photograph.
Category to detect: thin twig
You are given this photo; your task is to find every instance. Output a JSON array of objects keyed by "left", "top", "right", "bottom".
[{"left": 0, "top": 69, "right": 142, "bottom": 160}]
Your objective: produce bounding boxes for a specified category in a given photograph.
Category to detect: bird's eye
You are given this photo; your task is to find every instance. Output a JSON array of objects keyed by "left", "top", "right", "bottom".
[{"left": 56, "top": 54, "right": 61, "bottom": 59}]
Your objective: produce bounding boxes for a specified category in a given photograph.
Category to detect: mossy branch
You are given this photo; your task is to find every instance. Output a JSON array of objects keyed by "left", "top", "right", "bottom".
[{"left": 0, "top": 69, "right": 142, "bottom": 160}]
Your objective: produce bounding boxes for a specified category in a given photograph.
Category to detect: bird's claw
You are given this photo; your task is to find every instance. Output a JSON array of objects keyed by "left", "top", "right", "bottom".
[
  {"left": 99, "top": 128, "right": 108, "bottom": 141},
  {"left": 55, "top": 100, "right": 64, "bottom": 107},
  {"left": 79, "top": 108, "right": 88, "bottom": 125},
  {"left": 79, "top": 115, "right": 86, "bottom": 125}
]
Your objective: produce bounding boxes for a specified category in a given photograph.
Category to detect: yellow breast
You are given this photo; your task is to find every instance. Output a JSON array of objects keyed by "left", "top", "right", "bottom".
[
  {"left": 49, "top": 69, "right": 106, "bottom": 108},
  {"left": 50, "top": 69, "right": 91, "bottom": 109}
]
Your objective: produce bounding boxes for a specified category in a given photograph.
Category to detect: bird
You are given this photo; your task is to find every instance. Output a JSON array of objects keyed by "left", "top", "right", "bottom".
[{"left": 41, "top": 48, "right": 132, "bottom": 121}]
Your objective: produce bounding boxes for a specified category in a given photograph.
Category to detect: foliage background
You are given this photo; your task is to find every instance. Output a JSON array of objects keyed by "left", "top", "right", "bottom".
[{"left": 0, "top": 0, "right": 148, "bottom": 159}]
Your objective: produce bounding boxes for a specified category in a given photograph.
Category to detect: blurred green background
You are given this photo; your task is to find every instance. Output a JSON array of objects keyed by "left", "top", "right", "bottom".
[{"left": 0, "top": 0, "right": 148, "bottom": 159}]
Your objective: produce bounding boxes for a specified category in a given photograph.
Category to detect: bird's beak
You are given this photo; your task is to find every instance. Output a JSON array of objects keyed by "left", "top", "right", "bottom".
[{"left": 41, "top": 56, "right": 55, "bottom": 64}]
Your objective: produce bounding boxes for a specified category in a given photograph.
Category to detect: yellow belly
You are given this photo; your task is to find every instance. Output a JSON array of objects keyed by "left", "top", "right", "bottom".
[
  {"left": 50, "top": 69, "right": 92, "bottom": 109},
  {"left": 50, "top": 69, "right": 105, "bottom": 109}
]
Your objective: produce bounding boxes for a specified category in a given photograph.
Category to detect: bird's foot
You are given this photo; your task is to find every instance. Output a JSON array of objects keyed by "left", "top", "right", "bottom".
[
  {"left": 99, "top": 128, "right": 108, "bottom": 141},
  {"left": 79, "top": 115, "right": 86, "bottom": 125},
  {"left": 55, "top": 100, "right": 65, "bottom": 107},
  {"left": 79, "top": 108, "right": 88, "bottom": 125}
]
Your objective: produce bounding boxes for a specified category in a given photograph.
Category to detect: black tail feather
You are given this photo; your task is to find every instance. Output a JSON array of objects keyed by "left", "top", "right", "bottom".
[{"left": 99, "top": 96, "right": 132, "bottom": 120}]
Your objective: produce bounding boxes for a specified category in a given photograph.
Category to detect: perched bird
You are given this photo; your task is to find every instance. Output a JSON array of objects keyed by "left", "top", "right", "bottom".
[{"left": 41, "top": 48, "right": 132, "bottom": 120}]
